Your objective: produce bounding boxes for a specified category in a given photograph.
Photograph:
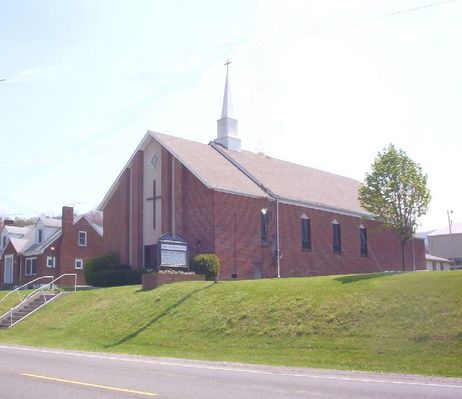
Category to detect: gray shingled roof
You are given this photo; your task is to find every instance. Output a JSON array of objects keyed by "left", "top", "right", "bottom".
[
  {"left": 221, "top": 147, "right": 366, "bottom": 214},
  {"left": 152, "top": 132, "right": 268, "bottom": 198},
  {"left": 153, "top": 132, "right": 366, "bottom": 215}
]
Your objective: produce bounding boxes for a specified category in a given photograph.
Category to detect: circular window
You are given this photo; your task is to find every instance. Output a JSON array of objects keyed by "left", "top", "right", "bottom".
[{"left": 150, "top": 153, "right": 160, "bottom": 169}]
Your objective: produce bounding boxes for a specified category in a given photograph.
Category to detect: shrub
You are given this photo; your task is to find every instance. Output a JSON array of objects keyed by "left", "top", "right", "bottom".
[
  {"left": 191, "top": 253, "right": 221, "bottom": 282},
  {"left": 84, "top": 253, "right": 120, "bottom": 285},
  {"left": 84, "top": 253, "right": 141, "bottom": 287},
  {"left": 90, "top": 269, "right": 142, "bottom": 287}
]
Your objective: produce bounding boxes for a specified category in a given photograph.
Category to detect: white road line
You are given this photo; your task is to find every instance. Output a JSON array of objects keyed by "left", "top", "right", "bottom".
[{"left": 1, "top": 345, "right": 461, "bottom": 389}]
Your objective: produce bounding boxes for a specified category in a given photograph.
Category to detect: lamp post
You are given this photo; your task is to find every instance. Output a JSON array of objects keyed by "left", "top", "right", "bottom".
[{"left": 447, "top": 210, "right": 456, "bottom": 269}]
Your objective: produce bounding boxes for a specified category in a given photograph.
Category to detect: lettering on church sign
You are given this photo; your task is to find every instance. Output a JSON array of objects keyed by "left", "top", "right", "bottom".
[
  {"left": 161, "top": 249, "right": 187, "bottom": 267},
  {"left": 158, "top": 235, "right": 188, "bottom": 269}
]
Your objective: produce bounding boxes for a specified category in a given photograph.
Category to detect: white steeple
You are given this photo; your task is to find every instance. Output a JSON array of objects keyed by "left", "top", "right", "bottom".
[
  {"left": 215, "top": 60, "right": 241, "bottom": 152},
  {"left": 221, "top": 61, "right": 234, "bottom": 118}
]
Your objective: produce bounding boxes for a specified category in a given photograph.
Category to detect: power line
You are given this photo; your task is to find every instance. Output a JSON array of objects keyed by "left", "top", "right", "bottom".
[{"left": 375, "top": 0, "right": 458, "bottom": 18}]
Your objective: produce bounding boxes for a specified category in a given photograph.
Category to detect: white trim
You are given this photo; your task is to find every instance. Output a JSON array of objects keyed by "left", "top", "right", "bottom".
[
  {"left": 25, "top": 257, "right": 38, "bottom": 276},
  {"left": 75, "top": 215, "right": 103, "bottom": 237},
  {"left": 78, "top": 231, "right": 87, "bottom": 247},
  {"left": 212, "top": 187, "right": 266, "bottom": 199},
  {"left": 74, "top": 258, "right": 84, "bottom": 270},
  {"left": 46, "top": 256, "right": 56, "bottom": 269},
  {"left": 279, "top": 196, "right": 371, "bottom": 219},
  {"left": 22, "top": 230, "right": 63, "bottom": 257},
  {"left": 171, "top": 156, "right": 176, "bottom": 237},
  {"left": 4, "top": 254, "right": 14, "bottom": 284}
]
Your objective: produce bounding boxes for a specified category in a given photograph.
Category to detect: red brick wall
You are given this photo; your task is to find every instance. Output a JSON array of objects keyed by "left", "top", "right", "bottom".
[
  {"left": 130, "top": 150, "right": 144, "bottom": 269},
  {"left": 59, "top": 215, "right": 105, "bottom": 285},
  {"left": 275, "top": 203, "right": 425, "bottom": 277},
  {"left": 209, "top": 192, "right": 425, "bottom": 279},
  {"left": 213, "top": 192, "right": 275, "bottom": 279},
  {"left": 179, "top": 166, "right": 216, "bottom": 257},
  {"left": 100, "top": 141, "right": 426, "bottom": 280},
  {"left": 103, "top": 169, "right": 130, "bottom": 264}
]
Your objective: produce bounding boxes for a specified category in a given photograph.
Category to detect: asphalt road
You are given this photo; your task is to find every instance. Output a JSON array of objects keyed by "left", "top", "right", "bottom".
[{"left": 0, "top": 344, "right": 461, "bottom": 399}]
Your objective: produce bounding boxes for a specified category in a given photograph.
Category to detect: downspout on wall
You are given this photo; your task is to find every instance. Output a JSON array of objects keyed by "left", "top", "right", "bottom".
[{"left": 210, "top": 141, "right": 281, "bottom": 278}]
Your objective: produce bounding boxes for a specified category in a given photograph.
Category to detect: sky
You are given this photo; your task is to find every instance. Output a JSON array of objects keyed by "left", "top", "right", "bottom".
[{"left": 0, "top": 0, "right": 460, "bottom": 232}]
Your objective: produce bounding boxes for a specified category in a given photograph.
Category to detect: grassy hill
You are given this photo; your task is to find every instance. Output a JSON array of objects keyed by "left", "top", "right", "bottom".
[
  {"left": 0, "top": 290, "right": 32, "bottom": 317},
  {"left": 1, "top": 271, "right": 461, "bottom": 377}
]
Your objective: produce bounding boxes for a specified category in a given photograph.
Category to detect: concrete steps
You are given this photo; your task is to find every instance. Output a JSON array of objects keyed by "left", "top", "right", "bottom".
[{"left": 0, "top": 293, "right": 58, "bottom": 329}]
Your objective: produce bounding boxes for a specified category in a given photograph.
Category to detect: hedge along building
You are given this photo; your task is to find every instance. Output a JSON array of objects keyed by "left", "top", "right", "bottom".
[{"left": 98, "top": 64, "right": 425, "bottom": 279}]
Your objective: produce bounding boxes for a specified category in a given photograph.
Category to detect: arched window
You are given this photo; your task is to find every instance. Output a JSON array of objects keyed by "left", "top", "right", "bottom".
[
  {"left": 261, "top": 208, "right": 269, "bottom": 243},
  {"left": 301, "top": 214, "right": 311, "bottom": 250},
  {"left": 332, "top": 219, "right": 341, "bottom": 253},
  {"left": 359, "top": 224, "right": 368, "bottom": 256}
]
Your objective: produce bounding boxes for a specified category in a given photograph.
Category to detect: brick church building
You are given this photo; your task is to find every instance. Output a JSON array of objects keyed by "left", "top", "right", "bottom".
[{"left": 99, "top": 65, "right": 425, "bottom": 279}]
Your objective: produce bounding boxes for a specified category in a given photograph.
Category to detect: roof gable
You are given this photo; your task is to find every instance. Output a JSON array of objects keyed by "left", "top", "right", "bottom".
[
  {"left": 98, "top": 131, "right": 267, "bottom": 210},
  {"left": 73, "top": 215, "right": 104, "bottom": 237},
  {"left": 152, "top": 132, "right": 267, "bottom": 198},
  {"left": 98, "top": 131, "right": 368, "bottom": 216}
]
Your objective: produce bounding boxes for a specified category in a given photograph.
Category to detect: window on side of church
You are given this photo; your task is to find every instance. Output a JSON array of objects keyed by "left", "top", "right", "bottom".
[
  {"left": 301, "top": 217, "right": 311, "bottom": 250},
  {"left": 260, "top": 209, "right": 268, "bottom": 244},
  {"left": 359, "top": 226, "right": 368, "bottom": 256},
  {"left": 332, "top": 220, "right": 341, "bottom": 253}
]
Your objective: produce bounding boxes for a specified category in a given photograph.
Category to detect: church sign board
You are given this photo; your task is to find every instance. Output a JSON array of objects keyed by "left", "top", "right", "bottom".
[{"left": 158, "top": 234, "right": 188, "bottom": 269}]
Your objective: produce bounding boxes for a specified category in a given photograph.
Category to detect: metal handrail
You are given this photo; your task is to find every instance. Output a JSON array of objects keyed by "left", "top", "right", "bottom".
[
  {"left": 1, "top": 273, "right": 77, "bottom": 328},
  {"left": 0, "top": 275, "right": 54, "bottom": 307},
  {"left": 46, "top": 273, "right": 77, "bottom": 292}
]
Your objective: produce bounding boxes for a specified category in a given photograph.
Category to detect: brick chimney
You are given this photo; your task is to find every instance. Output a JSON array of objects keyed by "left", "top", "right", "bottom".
[{"left": 62, "top": 206, "right": 74, "bottom": 235}]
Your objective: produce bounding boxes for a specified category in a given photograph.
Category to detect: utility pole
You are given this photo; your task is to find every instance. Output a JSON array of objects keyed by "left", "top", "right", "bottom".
[{"left": 447, "top": 210, "right": 456, "bottom": 269}]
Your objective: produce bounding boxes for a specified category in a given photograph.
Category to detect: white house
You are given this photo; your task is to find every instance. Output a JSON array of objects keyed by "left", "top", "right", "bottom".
[
  {"left": 427, "top": 222, "right": 462, "bottom": 269},
  {"left": 425, "top": 254, "right": 453, "bottom": 271}
]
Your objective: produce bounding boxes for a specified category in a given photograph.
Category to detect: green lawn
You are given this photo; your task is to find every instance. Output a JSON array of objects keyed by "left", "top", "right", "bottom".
[
  {"left": 0, "top": 290, "right": 33, "bottom": 317},
  {"left": 0, "top": 271, "right": 461, "bottom": 377}
]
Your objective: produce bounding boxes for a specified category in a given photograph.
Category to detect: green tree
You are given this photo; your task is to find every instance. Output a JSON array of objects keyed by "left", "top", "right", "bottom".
[{"left": 359, "top": 144, "right": 430, "bottom": 271}]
